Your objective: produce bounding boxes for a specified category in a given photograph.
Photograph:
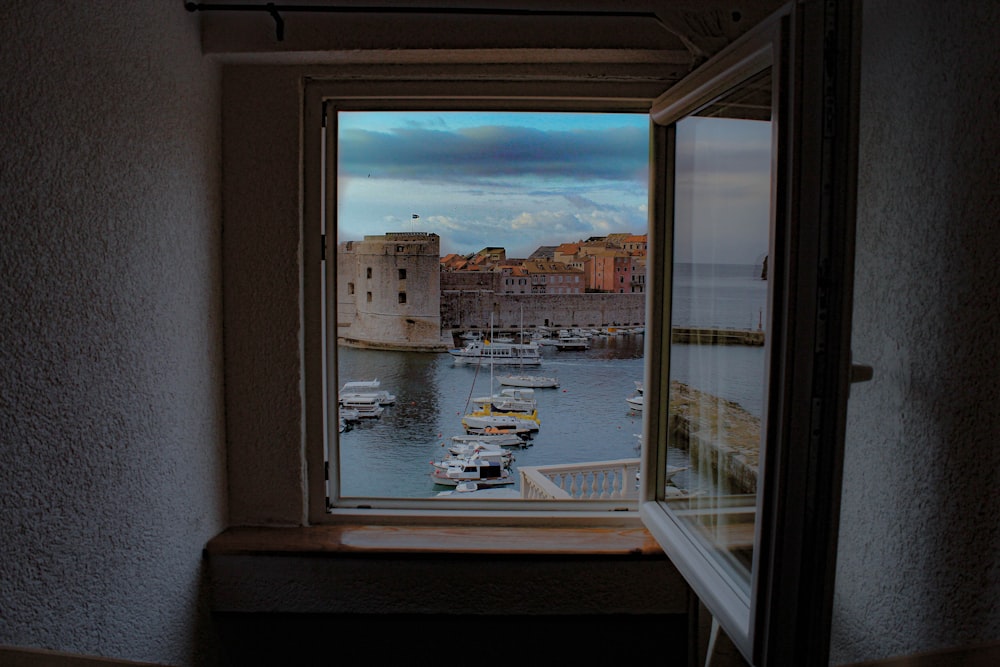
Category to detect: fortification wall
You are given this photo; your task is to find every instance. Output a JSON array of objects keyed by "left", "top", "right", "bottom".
[
  {"left": 337, "top": 233, "right": 443, "bottom": 350},
  {"left": 440, "top": 292, "right": 646, "bottom": 332}
]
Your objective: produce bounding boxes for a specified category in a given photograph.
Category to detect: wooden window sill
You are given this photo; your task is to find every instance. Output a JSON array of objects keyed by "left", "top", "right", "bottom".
[{"left": 205, "top": 523, "right": 666, "bottom": 557}]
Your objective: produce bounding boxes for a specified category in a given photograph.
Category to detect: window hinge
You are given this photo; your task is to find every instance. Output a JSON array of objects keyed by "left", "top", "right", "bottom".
[
  {"left": 850, "top": 363, "right": 873, "bottom": 383},
  {"left": 324, "top": 461, "right": 331, "bottom": 510},
  {"left": 849, "top": 350, "right": 873, "bottom": 384}
]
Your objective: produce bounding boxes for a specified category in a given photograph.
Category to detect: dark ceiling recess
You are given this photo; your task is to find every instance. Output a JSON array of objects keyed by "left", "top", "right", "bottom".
[{"left": 183, "top": 2, "right": 673, "bottom": 42}]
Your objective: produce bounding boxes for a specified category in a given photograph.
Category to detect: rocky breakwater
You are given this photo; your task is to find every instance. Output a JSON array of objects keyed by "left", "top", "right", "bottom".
[{"left": 668, "top": 381, "right": 760, "bottom": 494}]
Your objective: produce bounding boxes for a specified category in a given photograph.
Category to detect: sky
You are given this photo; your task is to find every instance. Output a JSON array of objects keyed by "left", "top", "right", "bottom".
[{"left": 335, "top": 110, "right": 771, "bottom": 263}]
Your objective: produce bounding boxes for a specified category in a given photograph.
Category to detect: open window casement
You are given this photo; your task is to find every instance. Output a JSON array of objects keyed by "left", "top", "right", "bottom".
[
  {"left": 639, "top": 2, "right": 859, "bottom": 665},
  {"left": 301, "top": 0, "right": 859, "bottom": 663}
]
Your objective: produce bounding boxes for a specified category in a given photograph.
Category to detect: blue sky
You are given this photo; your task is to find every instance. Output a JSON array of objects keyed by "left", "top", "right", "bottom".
[{"left": 336, "top": 111, "right": 770, "bottom": 263}]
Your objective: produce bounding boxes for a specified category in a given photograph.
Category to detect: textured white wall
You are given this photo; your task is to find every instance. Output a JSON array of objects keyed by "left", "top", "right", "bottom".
[
  {"left": 832, "top": 0, "right": 1000, "bottom": 662},
  {"left": 11, "top": 1, "right": 989, "bottom": 663},
  {"left": 0, "top": 2, "right": 226, "bottom": 665},
  {"left": 222, "top": 5, "right": 1000, "bottom": 662},
  {"left": 220, "top": 67, "right": 306, "bottom": 526}
]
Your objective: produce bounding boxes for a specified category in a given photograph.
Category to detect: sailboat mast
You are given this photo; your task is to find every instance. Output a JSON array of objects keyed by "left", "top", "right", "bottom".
[
  {"left": 517, "top": 304, "right": 524, "bottom": 374},
  {"left": 488, "top": 313, "right": 495, "bottom": 409}
]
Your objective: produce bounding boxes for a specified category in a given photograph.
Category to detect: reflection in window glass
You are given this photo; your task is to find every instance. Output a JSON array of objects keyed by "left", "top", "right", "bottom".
[{"left": 665, "top": 68, "right": 772, "bottom": 594}]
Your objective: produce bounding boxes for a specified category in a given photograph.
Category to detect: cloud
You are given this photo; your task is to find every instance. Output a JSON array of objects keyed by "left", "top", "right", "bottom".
[
  {"left": 339, "top": 122, "right": 647, "bottom": 185},
  {"left": 336, "top": 111, "right": 772, "bottom": 262}
]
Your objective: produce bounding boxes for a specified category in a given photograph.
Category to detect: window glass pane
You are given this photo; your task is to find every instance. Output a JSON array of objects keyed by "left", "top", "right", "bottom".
[
  {"left": 332, "top": 110, "right": 649, "bottom": 502},
  {"left": 664, "top": 68, "right": 772, "bottom": 594}
]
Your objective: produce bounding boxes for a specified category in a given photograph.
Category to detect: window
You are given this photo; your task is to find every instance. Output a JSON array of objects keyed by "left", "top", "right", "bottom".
[
  {"left": 325, "top": 109, "right": 647, "bottom": 508},
  {"left": 348, "top": 282, "right": 354, "bottom": 295},
  {"left": 637, "top": 4, "right": 859, "bottom": 664},
  {"left": 366, "top": 291, "right": 372, "bottom": 303},
  {"left": 398, "top": 269, "right": 407, "bottom": 280},
  {"left": 366, "top": 267, "right": 372, "bottom": 279},
  {"left": 302, "top": 2, "right": 859, "bottom": 664}
]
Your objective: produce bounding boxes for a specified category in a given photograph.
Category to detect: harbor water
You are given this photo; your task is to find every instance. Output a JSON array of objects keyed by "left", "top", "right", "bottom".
[{"left": 335, "top": 263, "right": 768, "bottom": 499}]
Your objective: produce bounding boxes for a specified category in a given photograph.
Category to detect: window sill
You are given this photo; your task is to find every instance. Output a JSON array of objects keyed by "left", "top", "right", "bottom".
[
  {"left": 205, "top": 523, "right": 685, "bottom": 616},
  {"left": 206, "top": 523, "right": 666, "bottom": 557}
]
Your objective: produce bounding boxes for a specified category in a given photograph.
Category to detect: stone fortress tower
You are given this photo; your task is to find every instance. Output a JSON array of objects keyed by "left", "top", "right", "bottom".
[{"left": 336, "top": 232, "right": 447, "bottom": 351}]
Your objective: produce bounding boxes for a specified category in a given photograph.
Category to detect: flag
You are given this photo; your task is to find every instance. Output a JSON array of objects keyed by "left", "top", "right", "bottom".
[{"left": 411, "top": 214, "right": 420, "bottom": 219}]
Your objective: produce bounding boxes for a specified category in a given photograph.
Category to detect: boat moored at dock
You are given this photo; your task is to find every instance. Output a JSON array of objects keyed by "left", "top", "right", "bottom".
[{"left": 447, "top": 339, "right": 542, "bottom": 366}]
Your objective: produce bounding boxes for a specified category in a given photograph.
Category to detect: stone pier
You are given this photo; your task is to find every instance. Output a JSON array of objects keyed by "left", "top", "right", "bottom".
[{"left": 668, "top": 381, "right": 760, "bottom": 494}]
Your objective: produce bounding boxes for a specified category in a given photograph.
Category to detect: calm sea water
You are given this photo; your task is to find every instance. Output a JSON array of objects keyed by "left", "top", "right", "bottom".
[{"left": 335, "top": 263, "right": 768, "bottom": 498}]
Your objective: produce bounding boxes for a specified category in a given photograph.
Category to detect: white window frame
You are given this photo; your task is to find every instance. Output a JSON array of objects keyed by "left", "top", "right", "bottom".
[
  {"left": 300, "top": 2, "right": 859, "bottom": 664},
  {"left": 305, "top": 95, "right": 651, "bottom": 517},
  {"left": 640, "top": 2, "right": 859, "bottom": 664}
]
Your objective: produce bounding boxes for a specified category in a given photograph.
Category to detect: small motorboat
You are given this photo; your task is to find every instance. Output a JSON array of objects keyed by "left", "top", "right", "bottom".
[{"left": 430, "top": 453, "right": 515, "bottom": 487}]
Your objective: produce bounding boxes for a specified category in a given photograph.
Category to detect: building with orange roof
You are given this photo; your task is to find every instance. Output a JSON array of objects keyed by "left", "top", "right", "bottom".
[
  {"left": 521, "top": 259, "right": 585, "bottom": 294},
  {"left": 581, "top": 246, "right": 633, "bottom": 293},
  {"left": 498, "top": 264, "right": 531, "bottom": 295},
  {"left": 623, "top": 234, "right": 648, "bottom": 254}
]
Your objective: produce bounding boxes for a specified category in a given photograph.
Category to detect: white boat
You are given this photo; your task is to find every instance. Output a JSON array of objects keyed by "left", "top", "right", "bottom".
[
  {"left": 342, "top": 390, "right": 396, "bottom": 406},
  {"left": 495, "top": 307, "right": 559, "bottom": 387},
  {"left": 339, "top": 378, "right": 380, "bottom": 394},
  {"left": 339, "top": 378, "right": 396, "bottom": 405},
  {"left": 429, "top": 454, "right": 515, "bottom": 487},
  {"left": 436, "top": 481, "right": 482, "bottom": 496},
  {"left": 435, "top": 481, "right": 521, "bottom": 498},
  {"left": 440, "top": 442, "right": 513, "bottom": 464},
  {"left": 553, "top": 334, "right": 590, "bottom": 350},
  {"left": 341, "top": 394, "right": 384, "bottom": 418},
  {"left": 626, "top": 380, "right": 644, "bottom": 412},
  {"left": 462, "top": 407, "right": 540, "bottom": 433},
  {"left": 471, "top": 387, "right": 537, "bottom": 413},
  {"left": 447, "top": 339, "right": 543, "bottom": 366},
  {"left": 450, "top": 432, "right": 529, "bottom": 448},
  {"left": 432, "top": 449, "right": 511, "bottom": 473},
  {"left": 496, "top": 374, "right": 560, "bottom": 389}
]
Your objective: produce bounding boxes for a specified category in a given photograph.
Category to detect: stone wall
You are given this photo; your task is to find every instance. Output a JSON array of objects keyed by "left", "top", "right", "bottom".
[
  {"left": 440, "top": 292, "right": 646, "bottom": 332},
  {"left": 337, "top": 233, "right": 443, "bottom": 349}
]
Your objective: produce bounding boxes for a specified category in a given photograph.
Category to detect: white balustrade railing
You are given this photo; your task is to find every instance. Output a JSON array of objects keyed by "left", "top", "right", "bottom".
[{"left": 519, "top": 458, "right": 640, "bottom": 500}]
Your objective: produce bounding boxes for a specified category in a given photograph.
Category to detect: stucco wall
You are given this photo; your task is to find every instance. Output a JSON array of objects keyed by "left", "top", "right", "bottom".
[
  {"left": 8, "top": 2, "right": 989, "bottom": 664},
  {"left": 0, "top": 3, "right": 226, "bottom": 665},
  {"left": 221, "top": 66, "right": 311, "bottom": 527},
  {"left": 831, "top": 1, "right": 1000, "bottom": 662}
]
